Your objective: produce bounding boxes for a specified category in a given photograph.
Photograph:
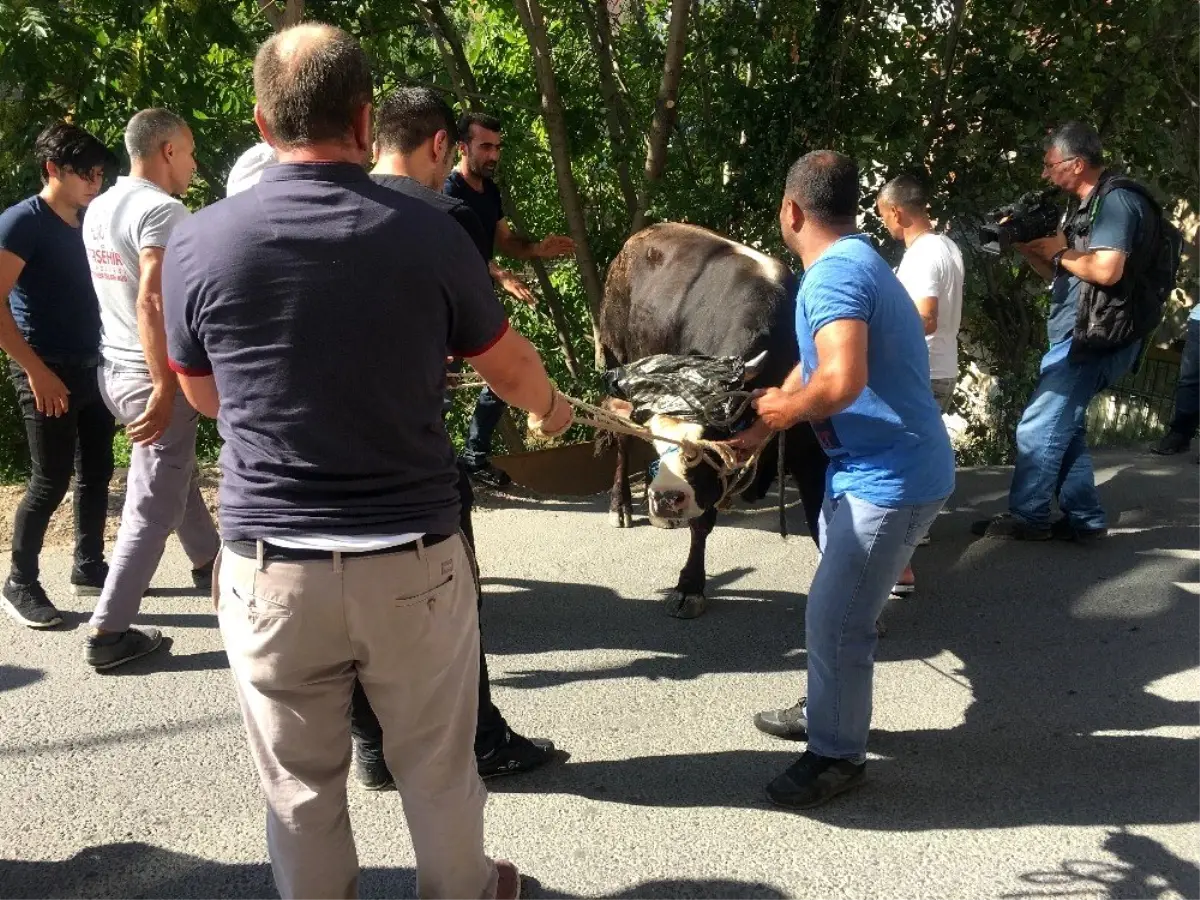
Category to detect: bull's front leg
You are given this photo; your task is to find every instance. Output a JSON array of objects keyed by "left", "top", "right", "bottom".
[
  {"left": 609, "top": 435, "right": 634, "bottom": 528},
  {"left": 664, "top": 507, "right": 717, "bottom": 618}
]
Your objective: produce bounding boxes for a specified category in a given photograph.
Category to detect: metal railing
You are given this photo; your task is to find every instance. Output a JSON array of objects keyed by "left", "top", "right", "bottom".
[{"left": 1087, "top": 347, "right": 1181, "bottom": 446}]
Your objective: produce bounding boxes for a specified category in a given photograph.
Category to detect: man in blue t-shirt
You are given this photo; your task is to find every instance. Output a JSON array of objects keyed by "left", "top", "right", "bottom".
[
  {"left": 974, "top": 122, "right": 1148, "bottom": 541},
  {"left": 444, "top": 112, "right": 575, "bottom": 488},
  {"left": 729, "top": 151, "right": 954, "bottom": 809},
  {"left": 0, "top": 122, "right": 117, "bottom": 631}
]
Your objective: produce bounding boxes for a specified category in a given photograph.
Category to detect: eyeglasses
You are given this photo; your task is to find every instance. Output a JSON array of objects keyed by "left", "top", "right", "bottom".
[{"left": 1042, "top": 157, "right": 1079, "bottom": 174}]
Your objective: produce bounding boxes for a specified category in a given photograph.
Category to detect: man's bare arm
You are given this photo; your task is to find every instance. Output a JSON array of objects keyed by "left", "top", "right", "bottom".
[
  {"left": 494, "top": 220, "right": 574, "bottom": 261},
  {"left": 126, "top": 247, "right": 179, "bottom": 444},
  {"left": 915, "top": 296, "right": 939, "bottom": 335},
  {"left": 177, "top": 374, "right": 219, "bottom": 419},
  {"left": 0, "top": 249, "right": 69, "bottom": 416}
]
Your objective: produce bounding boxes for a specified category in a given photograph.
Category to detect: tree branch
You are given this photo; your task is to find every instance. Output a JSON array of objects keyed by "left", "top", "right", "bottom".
[
  {"left": 578, "top": 0, "right": 638, "bottom": 218},
  {"left": 630, "top": 0, "right": 690, "bottom": 234},
  {"left": 512, "top": 0, "right": 611, "bottom": 364}
]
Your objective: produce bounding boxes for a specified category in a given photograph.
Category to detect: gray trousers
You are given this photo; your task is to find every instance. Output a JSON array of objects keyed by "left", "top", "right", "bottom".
[
  {"left": 89, "top": 364, "right": 219, "bottom": 633},
  {"left": 931, "top": 377, "right": 956, "bottom": 413}
]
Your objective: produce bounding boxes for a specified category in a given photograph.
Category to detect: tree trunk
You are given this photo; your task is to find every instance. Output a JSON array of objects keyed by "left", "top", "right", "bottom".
[
  {"left": 259, "top": 0, "right": 303, "bottom": 31},
  {"left": 580, "top": 0, "right": 639, "bottom": 219},
  {"left": 629, "top": 0, "right": 690, "bottom": 235},
  {"left": 512, "top": 0, "right": 608, "bottom": 364},
  {"left": 923, "top": 0, "right": 968, "bottom": 162}
]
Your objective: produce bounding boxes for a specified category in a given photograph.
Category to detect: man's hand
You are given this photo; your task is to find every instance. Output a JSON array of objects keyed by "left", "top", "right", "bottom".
[
  {"left": 495, "top": 268, "right": 538, "bottom": 307},
  {"left": 535, "top": 235, "right": 575, "bottom": 258},
  {"left": 723, "top": 417, "right": 773, "bottom": 463},
  {"left": 126, "top": 387, "right": 173, "bottom": 445},
  {"left": 753, "top": 386, "right": 803, "bottom": 431},
  {"left": 528, "top": 388, "right": 573, "bottom": 439},
  {"left": 27, "top": 364, "right": 69, "bottom": 417},
  {"left": 1018, "top": 231, "right": 1067, "bottom": 262}
]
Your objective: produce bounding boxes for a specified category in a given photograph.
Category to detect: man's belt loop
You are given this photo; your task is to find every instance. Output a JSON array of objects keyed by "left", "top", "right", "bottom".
[
  {"left": 256, "top": 539, "right": 265, "bottom": 572},
  {"left": 333, "top": 551, "right": 343, "bottom": 574},
  {"left": 416, "top": 536, "right": 426, "bottom": 562}
]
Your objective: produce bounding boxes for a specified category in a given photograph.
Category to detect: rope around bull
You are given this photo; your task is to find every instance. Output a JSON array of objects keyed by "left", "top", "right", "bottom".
[{"left": 449, "top": 374, "right": 787, "bottom": 530}]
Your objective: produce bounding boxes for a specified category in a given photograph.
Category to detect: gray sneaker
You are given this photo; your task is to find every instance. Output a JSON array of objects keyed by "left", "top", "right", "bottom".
[
  {"left": 86, "top": 626, "right": 163, "bottom": 671},
  {"left": 754, "top": 698, "right": 809, "bottom": 740}
]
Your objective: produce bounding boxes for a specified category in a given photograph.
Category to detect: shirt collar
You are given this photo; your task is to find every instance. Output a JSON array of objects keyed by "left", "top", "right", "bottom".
[{"left": 260, "top": 161, "right": 370, "bottom": 185}]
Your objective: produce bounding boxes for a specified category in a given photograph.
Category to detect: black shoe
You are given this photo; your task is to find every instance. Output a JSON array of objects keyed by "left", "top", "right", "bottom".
[
  {"left": 477, "top": 730, "right": 555, "bottom": 779},
  {"left": 1, "top": 579, "right": 62, "bottom": 629},
  {"left": 1151, "top": 431, "right": 1192, "bottom": 456},
  {"left": 191, "top": 558, "right": 216, "bottom": 592},
  {"left": 86, "top": 626, "right": 163, "bottom": 670},
  {"left": 1050, "top": 517, "right": 1108, "bottom": 542},
  {"left": 766, "top": 750, "right": 866, "bottom": 810},
  {"left": 464, "top": 461, "right": 512, "bottom": 489},
  {"left": 354, "top": 745, "right": 395, "bottom": 791},
  {"left": 71, "top": 561, "right": 109, "bottom": 597},
  {"left": 754, "top": 698, "right": 808, "bottom": 740},
  {"left": 971, "top": 513, "right": 1051, "bottom": 541}
]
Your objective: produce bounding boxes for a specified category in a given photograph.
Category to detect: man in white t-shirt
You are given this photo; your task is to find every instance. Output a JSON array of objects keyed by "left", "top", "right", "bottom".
[
  {"left": 82, "top": 108, "right": 219, "bottom": 670},
  {"left": 877, "top": 173, "right": 964, "bottom": 412}
]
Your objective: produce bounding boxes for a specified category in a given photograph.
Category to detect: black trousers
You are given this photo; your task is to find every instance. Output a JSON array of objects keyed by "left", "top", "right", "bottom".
[
  {"left": 349, "top": 462, "right": 509, "bottom": 761},
  {"left": 7, "top": 360, "right": 115, "bottom": 585}
]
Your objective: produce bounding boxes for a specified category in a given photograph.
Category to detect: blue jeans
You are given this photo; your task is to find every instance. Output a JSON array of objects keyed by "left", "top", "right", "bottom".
[
  {"left": 1169, "top": 319, "right": 1199, "bottom": 437},
  {"left": 1009, "top": 341, "right": 1140, "bottom": 531},
  {"left": 806, "top": 492, "right": 947, "bottom": 762},
  {"left": 461, "top": 387, "right": 507, "bottom": 469}
]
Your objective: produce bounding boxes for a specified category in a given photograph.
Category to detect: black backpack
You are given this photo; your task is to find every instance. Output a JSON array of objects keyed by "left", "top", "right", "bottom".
[{"left": 1071, "top": 175, "right": 1184, "bottom": 355}]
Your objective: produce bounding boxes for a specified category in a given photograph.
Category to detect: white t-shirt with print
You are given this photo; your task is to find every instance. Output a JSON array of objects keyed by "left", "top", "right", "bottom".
[
  {"left": 84, "top": 176, "right": 190, "bottom": 370},
  {"left": 895, "top": 232, "right": 964, "bottom": 381}
]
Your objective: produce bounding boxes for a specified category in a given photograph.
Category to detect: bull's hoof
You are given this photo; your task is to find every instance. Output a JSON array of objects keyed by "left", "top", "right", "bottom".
[
  {"left": 609, "top": 507, "right": 633, "bottom": 528},
  {"left": 664, "top": 590, "right": 708, "bottom": 619}
]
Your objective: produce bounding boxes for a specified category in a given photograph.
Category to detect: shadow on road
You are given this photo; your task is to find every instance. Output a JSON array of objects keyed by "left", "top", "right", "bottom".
[
  {"left": 0, "top": 842, "right": 787, "bottom": 899},
  {"left": 0, "top": 664, "right": 43, "bottom": 694},
  {"left": 1004, "top": 829, "right": 1200, "bottom": 900},
  {"left": 482, "top": 453, "right": 1200, "bottom": 842}
]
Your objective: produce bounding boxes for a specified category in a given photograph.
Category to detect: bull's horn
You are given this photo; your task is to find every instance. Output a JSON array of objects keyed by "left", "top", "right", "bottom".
[{"left": 743, "top": 350, "right": 768, "bottom": 382}]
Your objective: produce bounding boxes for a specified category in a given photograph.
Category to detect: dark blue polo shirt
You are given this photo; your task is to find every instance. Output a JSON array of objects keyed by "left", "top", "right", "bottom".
[
  {"left": 163, "top": 161, "right": 508, "bottom": 541},
  {"left": 0, "top": 196, "right": 101, "bottom": 359}
]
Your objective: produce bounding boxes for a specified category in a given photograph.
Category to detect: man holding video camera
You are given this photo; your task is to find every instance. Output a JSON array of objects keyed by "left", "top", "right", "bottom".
[{"left": 975, "top": 122, "right": 1158, "bottom": 542}]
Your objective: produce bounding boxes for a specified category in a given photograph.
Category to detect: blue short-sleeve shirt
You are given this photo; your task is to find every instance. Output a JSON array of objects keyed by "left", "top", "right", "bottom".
[{"left": 796, "top": 235, "right": 955, "bottom": 507}]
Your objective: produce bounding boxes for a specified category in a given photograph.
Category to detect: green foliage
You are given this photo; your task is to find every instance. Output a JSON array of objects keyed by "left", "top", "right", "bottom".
[{"left": 0, "top": 0, "right": 1195, "bottom": 480}]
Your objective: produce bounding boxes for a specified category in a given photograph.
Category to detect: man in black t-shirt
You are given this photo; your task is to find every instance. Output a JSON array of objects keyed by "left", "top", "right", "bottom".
[
  {"left": 445, "top": 112, "right": 575, "bottom": 487},
  {"left": 362, "top": 87, "right": 557, "bottom": 785}
]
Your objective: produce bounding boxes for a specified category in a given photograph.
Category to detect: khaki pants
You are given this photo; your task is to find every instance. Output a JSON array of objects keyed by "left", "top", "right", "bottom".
[{"left": 216, "top": 534, "right": 497, "bottom": 900}]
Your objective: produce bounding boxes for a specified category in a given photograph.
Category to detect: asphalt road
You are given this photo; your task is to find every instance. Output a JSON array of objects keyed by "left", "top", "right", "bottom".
[{"left": 1, "top": 448, "right": 1196, "bottom": 899}]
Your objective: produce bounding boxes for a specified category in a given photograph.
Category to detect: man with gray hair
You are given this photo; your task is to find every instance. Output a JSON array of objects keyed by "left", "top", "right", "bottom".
[
  {"left": 974, "top": 121, "right": 1152, "bottom": 541},
  {"left": 82, "top": 107, "right": 218, "bottom": 669}
]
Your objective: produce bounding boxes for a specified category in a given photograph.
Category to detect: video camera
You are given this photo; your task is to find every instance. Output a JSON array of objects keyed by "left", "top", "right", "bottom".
[{"left": 979, "top": 188, "right": 1063, "bottom": 255}]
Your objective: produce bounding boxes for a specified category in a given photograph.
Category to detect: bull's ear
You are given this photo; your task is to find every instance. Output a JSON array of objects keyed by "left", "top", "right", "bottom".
[{"left": 743, "top": 350, "right": 769, "bottom": 383}]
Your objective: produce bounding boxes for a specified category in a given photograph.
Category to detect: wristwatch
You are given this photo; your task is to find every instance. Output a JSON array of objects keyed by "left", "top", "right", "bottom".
[{"left": 1051, "top": 248, "right": 1068, "bottom": 276}]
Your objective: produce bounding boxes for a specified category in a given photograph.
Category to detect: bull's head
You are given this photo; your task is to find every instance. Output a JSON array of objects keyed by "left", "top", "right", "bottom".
[{"left": 609, "top": 351, "right": 769, "bottom": 529}]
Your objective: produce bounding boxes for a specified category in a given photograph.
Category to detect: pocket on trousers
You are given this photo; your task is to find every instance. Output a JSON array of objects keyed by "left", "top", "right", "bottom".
[
  {"left": 396, "top": 574, "right": 454, "bottom": 610},
  {"left": 903, "top": 506, "right": 936, "bottom": 548},
  {"left": 393, "top": 578, "right": 453, "bottom": 614},
  {"left": 230, "top": 583, "right": 293, "bottom": 620}
]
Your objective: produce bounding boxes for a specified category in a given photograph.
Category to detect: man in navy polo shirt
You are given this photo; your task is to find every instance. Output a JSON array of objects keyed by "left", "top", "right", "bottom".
[
  {"left": 0, "top": 122, "right": 117, "bottom": 630},
  {"left": 445, "top": 111, "right": 575, "bottom": 488},
  {"left": 164, "top": 24, "right": 570, "bottom": 899}
]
